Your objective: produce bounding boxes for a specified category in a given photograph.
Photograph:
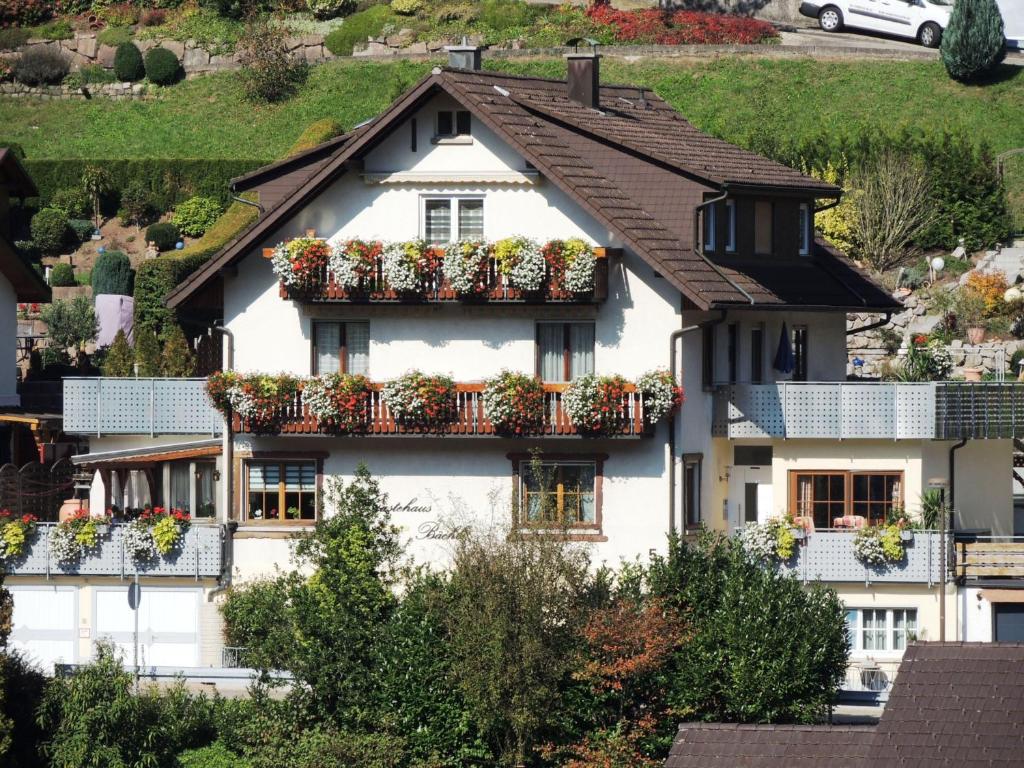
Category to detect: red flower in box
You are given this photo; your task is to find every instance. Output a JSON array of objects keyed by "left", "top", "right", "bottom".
[{"left": 302, "top": 373, "right": 372, "bottom": 433}]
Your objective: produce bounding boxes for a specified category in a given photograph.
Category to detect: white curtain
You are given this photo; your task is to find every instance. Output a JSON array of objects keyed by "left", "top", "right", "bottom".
[
  {"left": 346, "top": 322, "right": 370, "bottom": 376},
  {"left": 315, "top": 323, "right": 340, "bottom": 375},
  {"left": 538, "top": 324, "right": 564, "bottom": 382},
  {"left": 569, "top": 324, "right": 595, "bottom": 380},
  {"left": 169, "top": 463, "right": 190, "bottom": 512}
]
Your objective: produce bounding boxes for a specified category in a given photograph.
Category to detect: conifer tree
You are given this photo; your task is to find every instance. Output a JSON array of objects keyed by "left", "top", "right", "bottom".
[
  {"left": 940, "top": 0, "right": 1006, "bottom": 82},
  {"left": 101, "top": 330, "right": 134, "bottom": 377},
  {"left": 160, "top": 325, "right": 196, "bottom": 377},
  {"left": 134, "top": 327, "right": 161, "bottom": 378}
]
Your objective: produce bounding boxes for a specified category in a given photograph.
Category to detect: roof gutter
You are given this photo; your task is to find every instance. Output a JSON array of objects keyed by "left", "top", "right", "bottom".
[
  {"left": 231, "top": 194, "right": 265, "bottom": 216},
  {"left": 695, "top": 189, "right": 755, "bottom": 306}
]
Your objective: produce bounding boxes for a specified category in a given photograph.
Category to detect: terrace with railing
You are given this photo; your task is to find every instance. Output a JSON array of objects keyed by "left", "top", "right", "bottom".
[
  {"left": 63, "top": 378, "right": 222, "bottom": 436},
  {"left": 3, "top": 522, "right": 226, "bottom": 579},
  {"left": 713, "top": 381, "right": 1024, "bottom": 440},
  {"left": 779, "top": 529, "right": 948, "bottom": 585},
  {"left": 955, "top": 535, "right": 1024, "bottom": 581}
]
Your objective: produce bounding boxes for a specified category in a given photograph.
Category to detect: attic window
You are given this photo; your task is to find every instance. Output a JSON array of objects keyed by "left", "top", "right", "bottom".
[{"left": 436, "top": 110, "right": 471, "bottom": 138}]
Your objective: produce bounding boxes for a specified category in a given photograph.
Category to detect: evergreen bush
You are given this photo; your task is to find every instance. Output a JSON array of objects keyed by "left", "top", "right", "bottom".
[
  {"left": 171, "top": 196, "right": 223, "bottom": 237},
  {"left": 133, "top": 252, "right": 208, "bottom": 337},
  {"left": 145, "top": 221, "right": 180, "bottom": 251},
  {"left": 143, "top": 47, "right": 181, "bottom": 85},
  {"left": 91, "top": 250, "right": 133, "bottom": 296},
  {"left": 133, "top": 327, "right": 162, "bottom": 377},
  {"left": 101, "top": 329, "right": 134, "bottom": 376},
  {"left": 940, "top": 0, "right": 1006, "bottom": 82},
  {"left": 49, "top": 187, "right": 90, "bottom": 219},
  {"left": 68, "top": 219, "right": 95, "bottom": 244},
  {"left": 48, "top": 262, "right": 75, "bottom": 287},
  {"left": 30, "top": 208, "right": 69, "bottom": 255},
  {"left": 160, "top": 324, "right": 196, "bottom": 376},
  {"left": 113, "top": 41, "right": 144, "bottom": 82}
]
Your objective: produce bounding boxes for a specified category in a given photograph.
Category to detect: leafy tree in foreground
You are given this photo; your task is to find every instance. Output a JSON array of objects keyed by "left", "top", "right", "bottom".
[
  {"left": 40, "top": 296, "right": 97, "bottom": 361},
  {"left": 941, "top": 0, "right": 1006, "bottom": 82}
]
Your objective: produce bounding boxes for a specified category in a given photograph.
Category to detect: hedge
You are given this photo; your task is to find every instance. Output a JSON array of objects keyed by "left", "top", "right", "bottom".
[
  {"left": 285, "top": 118, "right": 344, "bottom": 157},
  {"left": 23, "top": 159, "right": 263, "bottom": 213}
]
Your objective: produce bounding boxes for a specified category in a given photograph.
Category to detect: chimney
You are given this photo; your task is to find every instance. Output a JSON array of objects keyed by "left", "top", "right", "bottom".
[
  {"left": 565, "top": 38, "right": 601, "bottom": 109},
  {"left": 445, "top": 40, "right": 482, "bottom": 71}
]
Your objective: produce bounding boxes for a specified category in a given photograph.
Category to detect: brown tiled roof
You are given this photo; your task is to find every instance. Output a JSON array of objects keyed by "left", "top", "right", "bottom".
[
  {"left": 0, "top": 236, "right": 50, "bottom": 303},
  {"left": 167, "top": 66, "right": 894, "bottom": 312},
  {"left": 665, "top": 723, "right": 874, "bottom": 768}
]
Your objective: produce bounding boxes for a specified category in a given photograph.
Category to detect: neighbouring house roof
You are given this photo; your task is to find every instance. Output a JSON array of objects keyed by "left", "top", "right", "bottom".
[
  {"left": 166, "top": 67, "right": 897, "bottom": 313},
  {"left": 664, "top": 642, "right": 1024, "bottom": 768},
  {"left": 0, "top": 148, "right": 38, "bottom": 199},
  {"left": 71, "top": 438, "right": 222, "bottom": 467},
  {"left": 0, "top": 235, "right": 50, "bottom": 303}
]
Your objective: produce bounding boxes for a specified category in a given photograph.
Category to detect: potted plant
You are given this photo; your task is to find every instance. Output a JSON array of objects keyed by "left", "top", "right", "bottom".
[
  {"left": 541, "top": 238, "right": 597, "bottom": 294},
  {"left": 329, "top": 239, "right": 382, "bottom": 292},
  {"left": 443, "top": 240, "right": 491, "bottom": 297},
  {"left": 382, "top": 240, "right": 443, "bottom": 294},
  {"left": 954, "top": 289, "right": 987, "bottom": 345},
  {"left": 0, "top": 511, "right": 37, "bottom": 559},
  {"left": 380, "top": 370, "right": 457, "bottom": 430},
  {"left": 494, "top": 237, "right": 545, "bottom": 293},
  {"left": 270, "top": 237, "right": 332, "bottom": 292},
  {"left": 302, "top": 373, "right": 372, "bottom": 433},
  {"left": 286, "top": 506, "right": 300, "bottom": 520},
  {"left": 739, "top": 517, "right": 797, "bottom": 562},
  {"left": 482, "top": 370, "right": 546, "bottom": 435},
  {"left": 562, "top": 374, "right": 631, "bottom": 435},
  {"left": 636, "top": 369, "right": 685, "bottom": 425}
]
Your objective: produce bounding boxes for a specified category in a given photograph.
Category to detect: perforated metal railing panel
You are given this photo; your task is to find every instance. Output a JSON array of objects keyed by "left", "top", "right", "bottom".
[
  {"left": 63, "top": 378, "right": 222, "bottom": 436},
  {"left": 5, "top": 523, "right": 225, "bottom": 578},
  {"left": 778, "top": 531, "right": 946, "bottom": 584}
]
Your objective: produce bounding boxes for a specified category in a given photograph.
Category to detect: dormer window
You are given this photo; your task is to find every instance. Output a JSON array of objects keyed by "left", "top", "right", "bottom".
[
  {"left": 799, "top": 203, "right": 811, "bottom": 256},
  {"left": 436, "top": 110, "right": 471, "bottom": 138},
  {"left": 423, "top": 196, "right": 484, "bottom": 244}
]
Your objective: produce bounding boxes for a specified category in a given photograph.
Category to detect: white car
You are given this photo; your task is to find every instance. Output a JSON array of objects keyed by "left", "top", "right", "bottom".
[{"left": 799, "top": 0, "right": 953, "bottom": 47}]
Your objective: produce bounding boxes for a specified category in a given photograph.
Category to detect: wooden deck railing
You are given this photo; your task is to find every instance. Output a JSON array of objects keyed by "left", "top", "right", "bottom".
[
  {"left": 231, "top": 382, "right": 650, "bottom": 437},
  {"left": 267, "top": 249, "right": 614, "bottom": 303},
  {"left": 957, "top": 538, "right": 1024, "bottom": 579}
]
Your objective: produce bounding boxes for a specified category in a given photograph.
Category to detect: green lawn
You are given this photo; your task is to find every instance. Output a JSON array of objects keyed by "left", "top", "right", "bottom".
[{"left": 0, "top": 56, "right": 1021, "bottom": 163}]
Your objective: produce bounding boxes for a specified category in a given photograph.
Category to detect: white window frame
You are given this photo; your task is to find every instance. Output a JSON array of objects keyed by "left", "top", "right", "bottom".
[
  {"left": 703, "top": 202, "right": 716, "bottom": 252},
  {"left": 799, "top": 202, "right": 811, "bottom": 256},
  {"left": 845, "top": 607, "right": 918, "bottom": 657},
  {"left": 725, "top": 199, "right": 736, "bottom": 253},
  {"left": 420, "top": 195, "right": 485, "bottom": 243}
]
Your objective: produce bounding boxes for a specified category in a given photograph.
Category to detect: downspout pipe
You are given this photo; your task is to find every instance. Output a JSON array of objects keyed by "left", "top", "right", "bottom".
[
  {"left": 694, "top": 188, "right": 755, "bottom": 306},
  {"left": 943, "top": 437, "right": 968, "bottom": 641},
  {"left": 668, "top": 309, "right": 726, "bottom": 537},
  {"left": 208, "top": 322, "right": 235, "bottom": 601},
  {"left": 231, "top": 194, "right": 265, "bottom": 215}
]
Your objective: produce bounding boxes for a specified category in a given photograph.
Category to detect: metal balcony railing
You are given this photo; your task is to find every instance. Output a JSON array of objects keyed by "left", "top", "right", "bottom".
[
  {"left": 4, "top": 522, "right": 226, "bottom": 578},
  {"left": 778, "top": 530, "right": 947, "bottom": 585},
  {"left": 63, "top": 378, "right": 222, "bottom": 436}
]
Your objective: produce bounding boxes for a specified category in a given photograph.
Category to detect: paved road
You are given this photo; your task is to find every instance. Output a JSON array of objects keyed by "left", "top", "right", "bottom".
[{"left": 780, "top": 26, "right": 1024, "bottom": 63}]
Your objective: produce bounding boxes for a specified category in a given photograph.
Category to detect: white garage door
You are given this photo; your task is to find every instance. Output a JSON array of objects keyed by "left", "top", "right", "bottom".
[
  {"left": 94, "top": 587, "right": 200, "bottom": 668},
  {"left": 9, "top": 585, "right": 78, "bottom": 674}
]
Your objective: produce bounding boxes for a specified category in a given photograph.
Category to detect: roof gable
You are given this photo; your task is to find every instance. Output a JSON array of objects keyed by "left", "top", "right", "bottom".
[{"left": 0, "top": 236, "right": 50, "bottom": 303}]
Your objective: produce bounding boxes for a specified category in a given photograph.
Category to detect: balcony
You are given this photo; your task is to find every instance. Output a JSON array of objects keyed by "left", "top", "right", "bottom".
[
  {"left": 63, "top": 378, "right": 222, "bottom": 436},
  {"left": 232, "top": 382, "right": 652, "bottom": 438},
  {"left": 712, "top": 382, "right": 1024, "bottom": 440},
  {"left": 955, "top": 537, "right": 1024, "bottom": 580},
  {"left": 4, "top": 523, "right": 226, "bottom": 578},
  {"left": 781, "top": 530, "right": 947, "bottom": 585},
  {"left": 271, "top": 248, "right": 613, "bottom": 304}
]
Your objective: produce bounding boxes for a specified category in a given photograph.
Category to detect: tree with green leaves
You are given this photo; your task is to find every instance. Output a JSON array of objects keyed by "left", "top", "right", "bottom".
[
  {"left": 940, "top": 0, "right": 1006, "bottom": 82},
  {"left": 101, "top": 329, "right": 134, "bottom": 377},
  {"left": 39, "top": 296, "right": 97, "bottom": 360},
  {"left": 133, "top": 327, "right": 161, "bottom": 377},
  {"left": 81, "top": 165, "right": 112, "bottom": 230},
  {"left": 160, "top": 325, "right": 196, "bottom": 377}
]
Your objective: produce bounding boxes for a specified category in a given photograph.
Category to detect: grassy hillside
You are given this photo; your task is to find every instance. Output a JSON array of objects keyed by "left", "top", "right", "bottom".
[{"left": 1, "top": 58, "right": 1020, "bottom": 163}]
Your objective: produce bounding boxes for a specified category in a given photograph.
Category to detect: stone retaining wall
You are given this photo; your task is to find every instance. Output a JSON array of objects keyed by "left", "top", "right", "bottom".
[{"left": 0, "top": 80, "right": 147, "bottom": 100}]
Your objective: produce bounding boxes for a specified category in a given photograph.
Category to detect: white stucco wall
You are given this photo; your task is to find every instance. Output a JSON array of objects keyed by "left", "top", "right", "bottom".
[{"left": 0, "top": 273, "right": 18, "bottom": 406}]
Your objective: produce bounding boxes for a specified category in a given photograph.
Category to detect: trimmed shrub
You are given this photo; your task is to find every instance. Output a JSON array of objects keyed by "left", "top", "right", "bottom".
[
  {"left": 133, "top": 252, "right": 209, "bottom": 336},
  {"left": 145, "top": 222, "right": 181, "bottom": 251},
  {"left": 12, "top": 46, "right": 70, "bottom": 86},
  {"left": 308, "top": 0, "right": 357, "bottom": 19},
  {"left": 48, "top": 262, "right": 75, "bottom": 287},
  {"left": 68, "top": 218, "right": 95, "bottom": 243},
  {"left": 113, "top": 41, "right": 144, "bottom": 82},
  {"left": 171, "top": 196, "right": 223, "bottom": 237},
  {"left": 286, "top": 118, "right": 344, "bottom": 157},
  {"left": 118, "top": 180, "right": 156, "bottom": 226},
  {"left": 91, "top": 250, "right": 133, "bottom": 296},
  {"left": 324, "top": 4, "right": 396, "bottom": 55},
  {"left": 237, "top": 22, "right": 308, "bottom": 103},
  {"left": 101, "top": 329, "right": 134, "bottom": 376},
  {"left": 143, "top": 46, "right": 180, "bottom": 85},
  {"left": 390, "top": 0, "right": 422, "bottom": 15},
  {"left": 160, "top": 324, "right": 196, "bottom": 376},
  {"left": 49, "top": 186, "right": 90, "bottom": 219},
  {"left": 134, "top": 326, "right": 161, "bottom": 376},
  {"left": 176, "top": 192, "right": 259, "bottom": 262},
  {"left": 941, "top": 0, "right": 1006, "bottom": 82},
  {"left": 30, "top": 207, "right": 69, "bottom": 255}
]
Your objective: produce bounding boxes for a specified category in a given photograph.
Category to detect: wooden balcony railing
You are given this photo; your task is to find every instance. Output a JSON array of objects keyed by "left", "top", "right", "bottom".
[
  {"left": 231, "top": 382, "right": 651, "bottom": 437},
  {"left": 266, "top": 248, "right": 614, "bottom": 304},
  {"left": 956, "top": 537, "right": 1024, "bottom": 580}
]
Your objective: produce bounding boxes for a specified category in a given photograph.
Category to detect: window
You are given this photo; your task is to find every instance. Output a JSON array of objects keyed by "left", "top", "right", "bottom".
[
  {"left": 683, "top": 454, "right": 701, "bottom": 529},
  {"left": 520, "top": 460, "right": 597, "bottom": 528},
  {"left": 312, "top": 321, "right": 369, "bottom": 376},
  {"left": 436, "top": 109, "right": 471, "bottom": 137},
  {"left": 727, "top": 323, "right": 738, "bottom": 384},
  {"left": 702, "top": 324, "right": 715, "bottom": 390},
  {"left": 734, "top": 445, "right": 772, "bottom": 466},
  {"left": 537, "top": 322, "right": 594, "bottom": 382},
  {"left": 725, "top": 199, "right": 736, "bottom": 253},
  {"left": 754, "top": 200, "right": 773, "bottom": 255},
  {"left": 245, "top": 461, "right": 317, "bottom": 523},
  {"left": 169, "top": 462, "right": 190, "bottom": 512},
  {"left": 423, "top": 197, "right": 484, "bottom": 244},
  {"left": 845, "top": 608, "right": 917, "bottom": 653},
  {"left": 791, "top": 471, "right": 904, "bottom": 529},
  {"left": 792, "top": 324, "right": 808, "bottom": 381},
  {"left": 703, "top": 202, "right": 716, "bottom": 252},
  {"left": 195, "top": 462, "right": 216, "bottom": 518},
  {"left": 750, "top": 324, "right": 764, "bottom": 384},
  {"left": 799, "top": 203, "right": 812, "bottom": 256}
]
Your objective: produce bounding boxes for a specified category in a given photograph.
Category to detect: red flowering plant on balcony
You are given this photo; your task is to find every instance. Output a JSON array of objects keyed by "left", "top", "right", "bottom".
[
  {"left": 542, "top": 238, "right": 598, "bottom": 294},
  {"left": 125, "top": 506, "right": 191, "bottom": 561},
  {"left": 0, "top": 510, "right": 38, "bottom": 559},
  {"left": 328, "top": 239, "right": 383, "bottom": 291},
  {"left": 270, "top": 237, "right": 332, "bottom": 292},
  {"left": 49, "top": 509, "right": 111, "bottom": 565},
  {"left": 381, "top": 370, "right": 457, "bottom": 430},
  {"left": 636, "top": 369, "right": 684, "bottom": 424},
  {"left": 302, "top": 373, "right": 373, "bottom": 433},
  {"left": 382, "top": 240, "right": 445, "bottom": 293},
  {"left": 443, "top": 240, "right": 491, "bottom": 297},
  {"left": 206, "top": 371, "right": 300, "bottom": 432},
  {"left": 483, "top": 370, "right": 547, "bottom": 435},
  {"left": 563, "top": 374, "right": 631, "bottom": 434}
]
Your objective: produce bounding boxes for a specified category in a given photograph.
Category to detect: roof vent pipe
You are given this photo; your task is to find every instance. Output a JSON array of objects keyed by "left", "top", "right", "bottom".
[
  {"left": 565, "top": 37, "right": 601, "bottom": 109},
  {"left": 445, "top": 38, "right": 482, "bottom": 71}
]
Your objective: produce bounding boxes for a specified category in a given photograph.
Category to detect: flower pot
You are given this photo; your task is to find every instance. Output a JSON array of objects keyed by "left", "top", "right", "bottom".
[
  {"left": 966, "top": 326, "right": 985, "bottom": 345},
  {"left": 963, "top": 366, "right": 983, "bottom": 382},
  {"left": 94, "top": 524, "right": 109, "bottom": 536},
  {"left": 900, "top": 529, "right": 914, "bottom": 542}
]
